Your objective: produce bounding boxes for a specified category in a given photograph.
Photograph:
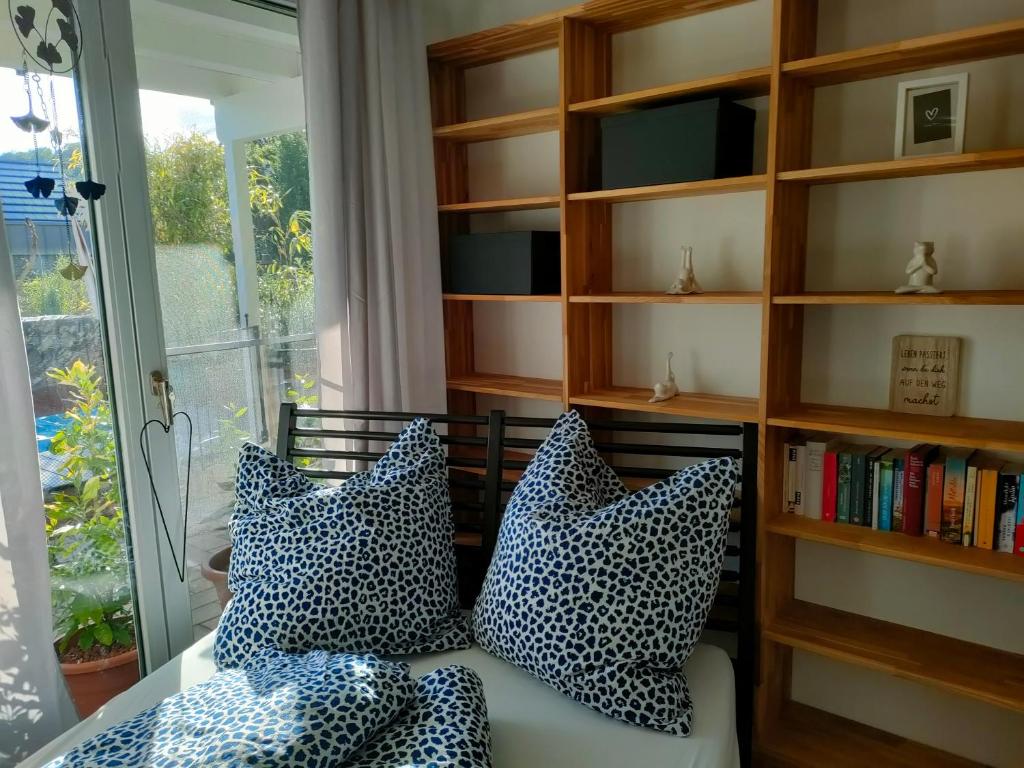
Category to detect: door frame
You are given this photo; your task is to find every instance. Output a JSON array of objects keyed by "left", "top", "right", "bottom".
[{"left": 76, "top": 1, "right": 193, "bottom": 672}]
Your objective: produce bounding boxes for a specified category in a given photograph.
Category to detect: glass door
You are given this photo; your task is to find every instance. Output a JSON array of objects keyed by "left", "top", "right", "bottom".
[
  {"left": 127, "top": 0, "right": 317, "bottom": 640},
  {"left": 0, "top": 3, "right": 149, "bottom": 719},
  {"left": 2, "top": 2, "right": 315, "bottom": 715}
]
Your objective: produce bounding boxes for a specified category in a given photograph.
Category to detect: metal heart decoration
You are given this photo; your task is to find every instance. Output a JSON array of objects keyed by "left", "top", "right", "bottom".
[
  {"left": 24, "top": 174, "right": 55, "bottom": 198},
  {"left": 53, "top": 194, "right": 78, "bottom": 216},
  {"left": 75, "top": 178, "right": 106, "bottom": 201}
]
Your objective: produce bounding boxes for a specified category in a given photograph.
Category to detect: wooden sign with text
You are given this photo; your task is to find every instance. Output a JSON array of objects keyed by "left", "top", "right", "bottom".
[{"left": 889, "top": 335, "right": 961, "bottom": 417}]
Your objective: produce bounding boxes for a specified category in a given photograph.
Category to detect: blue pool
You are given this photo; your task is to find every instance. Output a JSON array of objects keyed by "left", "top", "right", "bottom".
[{"left": 36, "top": 413, "right": 75, "bottom": 491}]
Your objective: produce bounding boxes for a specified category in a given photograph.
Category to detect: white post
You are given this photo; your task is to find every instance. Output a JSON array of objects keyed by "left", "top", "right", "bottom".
[{"left": 222, "top": 138, "right": 259, "bottom": 330}]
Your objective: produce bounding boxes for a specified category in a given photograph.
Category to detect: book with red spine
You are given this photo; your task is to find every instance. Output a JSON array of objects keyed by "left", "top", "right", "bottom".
[
  {"left": 822, "top": 441, "right": 842, "bottom": 523},
  {"left": 902, "top": 444, "right": 937, "bottom": 536},
  {"left": 924, "top": 455, "right": 946, "bottom": 538}
]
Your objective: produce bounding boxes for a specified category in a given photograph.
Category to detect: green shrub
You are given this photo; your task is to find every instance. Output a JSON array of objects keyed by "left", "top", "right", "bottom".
[
  {"left": 45, "top": 361, "right": 134, "bottom": 656},
  {"left": 17, "top": 258, "right": 92, "bottom": 317}
]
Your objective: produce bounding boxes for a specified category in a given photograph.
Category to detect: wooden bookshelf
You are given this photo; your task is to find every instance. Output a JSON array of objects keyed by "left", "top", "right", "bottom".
[
  {"left": 437, "top": 195, "right": 560, "bottom": 213},
  {"left": 774, "top": 290, "right": 1024, "bottom": 305},
  {"left": 777, "top": 148, "right": 1024, "bottom": 184},
  {"left": 567, "top": 174, "right": 767, "bottom": 202},
  {"left": 428, "top": 3, "right": 1024, "bottom": 764},
  {"left": 570, "top": 386, "right": 760, "bottom": 422},
  {"left": 570, "top": 291, "right": 762, "bottom": 304},
  {"left": 758, "top": 701, "right": 985, "bottom": 768},
  {"left": 765, "top": 599, "right": 1024, "bottom": 712},
  {"left": 443, "top": 293, "right": 561, "bottom": 302},
  {"left": 768, "top": 403, "right": 1024, "bottom": 453},
  {"left": 781, "top": 18, "right": 1024, "bottom": 86},
  {"left": 446, "top": 372, "right": 563, "bottom": 401},
  {"left": 767, "top": 514, "right": 1024, "bottom": 583},
  {"left": 569, "top": 66, "right": 771, "bottom": 114},
  {"left": 433, "top": 107, "right": 560, "bottom": 142}
]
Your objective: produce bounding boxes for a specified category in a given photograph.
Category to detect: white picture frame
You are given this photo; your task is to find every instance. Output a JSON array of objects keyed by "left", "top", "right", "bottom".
[{"left": 894, "top": 73, "right": 968, "bottom": 159}]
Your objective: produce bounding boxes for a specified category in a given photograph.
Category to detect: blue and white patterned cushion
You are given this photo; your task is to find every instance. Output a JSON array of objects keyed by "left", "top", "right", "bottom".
[
  {"left": 346, "top": 665, "right": 492, "bottom": 767},
  {"left": 472, "top": 410, "right": 739, "bottom": 735},
  {"left": 45, "top": 650, "right": 416, "bottom": 767},
  {"left": 215, "top": 418, "right": 471, "bottom": 668}
]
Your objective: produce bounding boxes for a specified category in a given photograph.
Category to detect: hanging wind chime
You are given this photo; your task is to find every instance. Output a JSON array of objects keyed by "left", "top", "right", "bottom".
[{"left": 9, "top": 0, "right": 105, "bottom": 282}]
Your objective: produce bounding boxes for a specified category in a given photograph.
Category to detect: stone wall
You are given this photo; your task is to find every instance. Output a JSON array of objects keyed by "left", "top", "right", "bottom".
[{"left": 21, "top": 314, "right": 105, "bottom": 415}]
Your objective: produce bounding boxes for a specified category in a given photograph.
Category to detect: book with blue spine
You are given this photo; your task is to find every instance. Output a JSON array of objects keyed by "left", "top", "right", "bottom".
[{"left": 878, "top": 449, "right": 898, "bottom": 532}]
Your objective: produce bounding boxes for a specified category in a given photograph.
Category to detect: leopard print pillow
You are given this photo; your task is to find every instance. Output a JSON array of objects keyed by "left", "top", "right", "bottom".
[
  {"left": 472, "top": 410, "right": 738, "bottom": 735},
  {"left": 214, "top": 418, "right": 470, "bottom": 668}
]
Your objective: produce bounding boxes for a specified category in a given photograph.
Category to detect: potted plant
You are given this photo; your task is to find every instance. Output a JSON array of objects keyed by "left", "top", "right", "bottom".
[{"left": 45, "top": 361, "right": 139, "bottom": 717}]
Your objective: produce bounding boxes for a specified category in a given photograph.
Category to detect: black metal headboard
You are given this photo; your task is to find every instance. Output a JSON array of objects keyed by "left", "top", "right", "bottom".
[{"left": 275, "top": 403, "right": 757, "bottom": 766}]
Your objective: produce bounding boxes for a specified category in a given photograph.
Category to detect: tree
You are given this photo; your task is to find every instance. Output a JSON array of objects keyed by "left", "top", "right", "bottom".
[
  {"left": 246, "top": 131, "right": 310, "bottom": 265},
  {"left": 145, "top": 133, "right": 232, "bottom": 256}
]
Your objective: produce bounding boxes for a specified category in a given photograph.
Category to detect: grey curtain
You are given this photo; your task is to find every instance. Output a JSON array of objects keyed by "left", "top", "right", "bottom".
[
  {"left": 299, "top": 0, "right": 447, "bottom": 414},
  {"left": 0, "top": 200, "right": 77, "bottom": 762}
]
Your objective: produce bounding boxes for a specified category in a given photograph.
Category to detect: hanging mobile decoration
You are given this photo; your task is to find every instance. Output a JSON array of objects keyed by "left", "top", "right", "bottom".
[{"left": 9, "top": 0, "right": 104, "bottom": 283}]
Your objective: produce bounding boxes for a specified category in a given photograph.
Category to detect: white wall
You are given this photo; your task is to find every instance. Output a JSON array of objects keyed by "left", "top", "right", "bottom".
[{"left": 423, "top": 1, "right": 1024, "bottom": 764}]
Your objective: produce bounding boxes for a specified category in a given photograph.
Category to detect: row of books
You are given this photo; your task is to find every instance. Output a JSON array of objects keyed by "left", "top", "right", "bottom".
[{"left": 784, "top": 435, "right": 1023, "bottom": 554}]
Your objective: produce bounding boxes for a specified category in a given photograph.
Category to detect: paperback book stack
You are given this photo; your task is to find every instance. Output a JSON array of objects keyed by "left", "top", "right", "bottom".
[{"left": 783, "top": 436, "right": 1024, "bottom": 555}]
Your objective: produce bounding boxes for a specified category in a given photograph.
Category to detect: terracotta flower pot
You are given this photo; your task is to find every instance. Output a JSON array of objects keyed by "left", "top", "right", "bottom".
[
  {"left": 201, "top": 545, "right": 233, "bottom": 609},
  {"left": 61, "top": 647, "right": 140, "bottom": 718}
]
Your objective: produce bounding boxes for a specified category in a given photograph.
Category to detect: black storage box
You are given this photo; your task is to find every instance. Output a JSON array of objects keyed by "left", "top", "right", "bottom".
[
  {"left": 446, "top": 231, "right": 560, "bottom": 295},
  {"left": 600, "top": 96, "right": 755, "bottom": 190}
]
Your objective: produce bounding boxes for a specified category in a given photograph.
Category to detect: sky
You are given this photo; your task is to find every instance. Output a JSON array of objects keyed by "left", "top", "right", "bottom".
[{"left": 1, "top": 66, "right": 217, "bottom": 155}]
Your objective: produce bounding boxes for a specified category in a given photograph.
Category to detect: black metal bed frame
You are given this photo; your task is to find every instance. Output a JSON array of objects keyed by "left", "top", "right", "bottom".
[{"left": 276, "top": 402, "right": 758, "bottom": 766}]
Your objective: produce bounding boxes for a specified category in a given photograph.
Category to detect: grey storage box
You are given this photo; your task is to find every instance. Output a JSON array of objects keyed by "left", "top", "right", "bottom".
[
  {"left": 446, "top": 231, "right": 560, "bottom": 295},
  {"left": 600, "top": 97, "right": 755, "bottom": 190}
]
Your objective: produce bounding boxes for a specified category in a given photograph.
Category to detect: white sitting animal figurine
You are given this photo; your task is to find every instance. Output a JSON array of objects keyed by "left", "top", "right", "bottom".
[
  {"left": 667, "top": 246, "right": 704, "bottom": 295},
  {"left": 649, "top": 352, "right": 679, "bottom": 403},
  {"left": 895, "top": 241, "right": 941, "bottom": 294}
]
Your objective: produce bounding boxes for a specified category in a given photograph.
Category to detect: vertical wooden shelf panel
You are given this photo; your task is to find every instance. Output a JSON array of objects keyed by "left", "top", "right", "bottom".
[
  {"left": 755, "top": 0, "right": 816, "bottom": 743},
  {"left": 561, "top": 17, "right": 612, "bottom": 409}
]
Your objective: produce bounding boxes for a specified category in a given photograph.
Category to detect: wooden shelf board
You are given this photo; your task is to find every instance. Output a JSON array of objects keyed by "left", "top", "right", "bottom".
[
  {"left": 570, "top": 386, "right": 758, "bottom": 422},
  {"left": 777, "top": 148, "right": 1024, "bottom": 185},
  {"left": 454, "top": 531, "right": 482, "bottom": 547},
  {"left": 438, "top": 195, "right": 561, "bottom": 214},
  {"left": 571, "top": 291, "right": 762, "bottom": 304},
  {"left": 767, "top": 513, "right": 1024, "bottom": 583},
  {"left": 568, "top": 174, "right": 767, "bottom": 203},
  {"left": 764, "top": 599, "right": 1024, "bottom": 712},
  {"left": 782, "top": 18, "right": 1024, "bottom": 86},
  {"left": 569, "top": 66, "right": 771, "bottom": 115},
  {"left": 433, "top": 107, "right": 559, "bottom": 142},
  {"left": 426, "top": 1, "right": 752, "bottom": 66},
  {"left": 447, "top": 372, "right": 563, "bottom": 401},
  {"left": 758, "top": 701, "right": 986, "bottom": 768},
  {"left": 768, "top": 403, "right": 1024, "bottom": 453},
  {"left": 443, "top": 293, "right": 562, "bottom": 303},
  {"left": 426, "top": 10, "right": 563, "bottom": 66},
  {"left": 773, "top": 290, "right": 1024, "bottom": 305}
]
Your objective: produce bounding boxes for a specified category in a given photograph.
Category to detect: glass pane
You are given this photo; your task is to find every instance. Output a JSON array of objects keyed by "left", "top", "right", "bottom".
[
  {"left": 133, "top": 3, "right": 317, "bottom": 640},
  {"left": 0, "top": 53, "right": 140, "bottom": 720}
]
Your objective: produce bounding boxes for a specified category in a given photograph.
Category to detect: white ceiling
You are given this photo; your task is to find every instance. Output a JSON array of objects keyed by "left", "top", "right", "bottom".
[{"left": 0, "top": 0, "right": 301, "bottom": 100}]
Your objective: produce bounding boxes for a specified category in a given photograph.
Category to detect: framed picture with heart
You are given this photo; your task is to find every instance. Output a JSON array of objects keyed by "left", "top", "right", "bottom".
[{"left": 895, "top": 73, "right": 968, "bottom": 159}]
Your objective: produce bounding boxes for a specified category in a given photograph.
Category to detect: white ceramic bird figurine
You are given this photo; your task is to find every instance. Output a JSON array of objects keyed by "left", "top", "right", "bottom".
[
  {"left": 667, "top": 246, "right": 703, "bottom": 295},
  {"left": 649, "top": 352, "right": 679, "bottom": 403}
]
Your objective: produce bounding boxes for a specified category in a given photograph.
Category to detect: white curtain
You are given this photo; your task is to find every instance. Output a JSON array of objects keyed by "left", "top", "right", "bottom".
[
  {"left": 299, "top": 0, "right": 448, "bottom": 414},
  {"left": 0, "top": 201, "right": 77, "bottom": 763}
]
